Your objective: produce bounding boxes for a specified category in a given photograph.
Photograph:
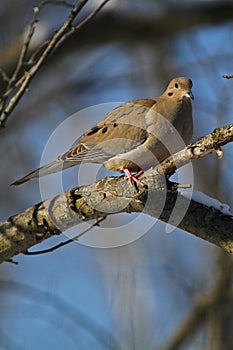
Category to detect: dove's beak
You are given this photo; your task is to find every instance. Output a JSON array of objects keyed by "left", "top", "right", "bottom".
[{"left": 187, "top": 90, "right": 194, "bottom": 100}]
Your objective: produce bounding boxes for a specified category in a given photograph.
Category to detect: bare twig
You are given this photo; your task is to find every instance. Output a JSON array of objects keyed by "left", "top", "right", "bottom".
[
  {"left": 222, "top": 75, "right": 233, "bottom": 79},
  {"left": 54, "top": 0, "right": 111, "bottom": 49},
  {"left": 8, "top": 8, "right": 37, "bottom": 88},
  {"left": 0, "top": 69, "right": 10, "bottom": 83},
  {"left": 157, "top": 123, "right": 233, "bottom": 176},
  {"left": 23, "top": 215, "right": 106, "bottom": 255},
  {"left": 0, "top": 0, "right": 110, "bottom": 128},
  {"left": 0, "top": 7, "right": 39, "bottom": 121}
]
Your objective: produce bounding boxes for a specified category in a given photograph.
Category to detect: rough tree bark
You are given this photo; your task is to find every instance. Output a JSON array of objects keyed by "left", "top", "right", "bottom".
[{"left": 0, "top": 123, "right": 233, "bottom": 263}]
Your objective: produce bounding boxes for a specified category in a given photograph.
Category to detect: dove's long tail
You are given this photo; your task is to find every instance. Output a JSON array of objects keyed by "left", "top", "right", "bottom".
[{"left": 10, "top": 159, "right": 78, "bottom": 186}]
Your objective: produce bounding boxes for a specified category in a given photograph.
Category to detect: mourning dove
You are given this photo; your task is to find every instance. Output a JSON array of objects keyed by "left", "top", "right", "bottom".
[{"left": 11, "top": 77, "right": 194, "bottom": 186}]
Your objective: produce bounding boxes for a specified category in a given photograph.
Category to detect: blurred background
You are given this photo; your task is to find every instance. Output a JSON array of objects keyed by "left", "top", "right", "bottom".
[{"left": 0, "top": 0, "right": 233, "bottom": 349}]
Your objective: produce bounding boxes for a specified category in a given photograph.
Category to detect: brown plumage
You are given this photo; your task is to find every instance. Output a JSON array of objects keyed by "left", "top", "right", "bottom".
[{"left": 11, "top": 77, "right": 194, "bottom": 186}]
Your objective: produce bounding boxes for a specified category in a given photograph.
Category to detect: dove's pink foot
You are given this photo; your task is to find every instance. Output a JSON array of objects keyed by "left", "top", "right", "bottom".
[{"left": 123, "top": 169, "right": 144, "bottom": 186}]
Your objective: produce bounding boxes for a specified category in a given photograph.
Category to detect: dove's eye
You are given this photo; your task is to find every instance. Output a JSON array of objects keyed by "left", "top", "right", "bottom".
[{"left": 174, "top": 83, "right": 179, "bottom": 89}]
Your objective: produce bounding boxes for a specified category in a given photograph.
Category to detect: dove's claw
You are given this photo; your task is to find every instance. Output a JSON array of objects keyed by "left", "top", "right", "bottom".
[{"left": 123, "top": 169, "right": 144, "bottom": 186}]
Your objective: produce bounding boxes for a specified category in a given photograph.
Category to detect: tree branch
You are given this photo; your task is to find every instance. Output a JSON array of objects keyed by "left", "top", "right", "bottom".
[
  {"left": 158, "top": 123, "right": 233, "bottom": 176},
  {"left": 1, "top": 123, "right": 233, "bottom": 263},
  {"left": 0, "top": 0, "right": 110, "bottom": 128}
]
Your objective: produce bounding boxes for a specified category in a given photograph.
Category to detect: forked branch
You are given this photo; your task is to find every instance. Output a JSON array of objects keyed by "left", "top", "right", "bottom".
[
  {"left": 0, "top": 123, "right": 233, "bottom": 263},
  {"left": 0, "top": 0, "right": 110, "bottom": 128}
]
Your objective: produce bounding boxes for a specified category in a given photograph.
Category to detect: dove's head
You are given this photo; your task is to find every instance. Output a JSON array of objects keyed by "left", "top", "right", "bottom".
[{"left": 165, "top": 77, "right": 194, "bottom": 100}]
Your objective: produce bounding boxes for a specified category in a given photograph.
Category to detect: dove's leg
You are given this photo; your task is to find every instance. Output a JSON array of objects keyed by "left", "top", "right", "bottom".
[{"left": 123, "top": 168, "right": 144, "bottom": 186}]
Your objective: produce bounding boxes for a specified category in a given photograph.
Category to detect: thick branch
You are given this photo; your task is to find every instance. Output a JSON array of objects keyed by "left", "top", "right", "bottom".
[{"left": 1, "top": 124, "right": 233, "bottom": 263}]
